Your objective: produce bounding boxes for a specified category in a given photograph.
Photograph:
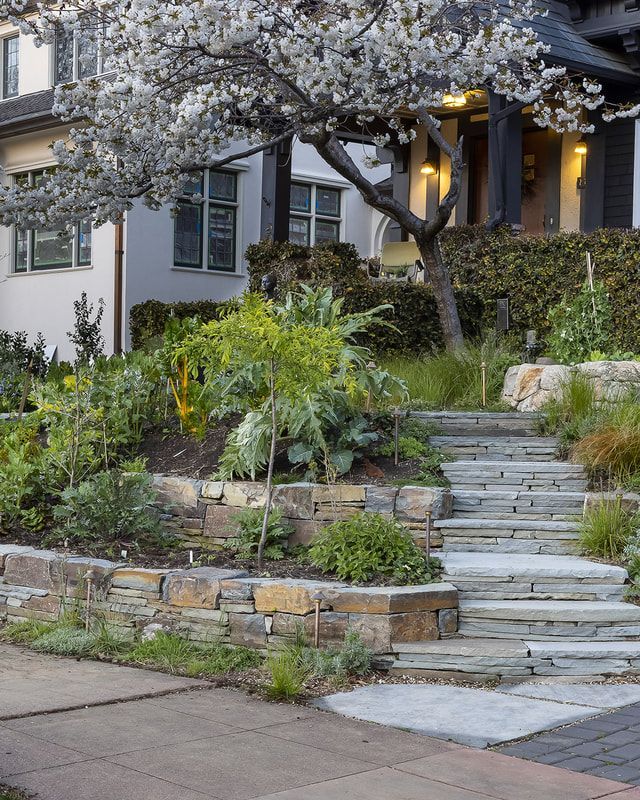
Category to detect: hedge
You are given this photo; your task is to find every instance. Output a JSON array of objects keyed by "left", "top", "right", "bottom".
[
  {"left": 441, "top": 225, "right": 640, "bottom": 352},
  {"left": 129, "top": 227, "right": 640, "bottom": 354}
]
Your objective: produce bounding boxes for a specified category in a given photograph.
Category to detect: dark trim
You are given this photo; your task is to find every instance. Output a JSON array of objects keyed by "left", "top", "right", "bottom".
[
  {"left": 544, "top": 129, "right": 562, "bottom": 234},
  {"left": 581, "top": 120, "right": 606, "bottom": 232},
  {"left": 260, "top": 138, "right": 292, "bottom": 242}
]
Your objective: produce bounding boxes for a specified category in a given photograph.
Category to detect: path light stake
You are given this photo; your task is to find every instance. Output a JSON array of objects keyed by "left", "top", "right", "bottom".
[
  {"left": 311, "top": 592, "right": 323, "bottom": 649},
  {"left": 365, "top": 360, "right": 376, "bottom": 413},
  {"left": 393, "top": 408, "right": 401, "bottom": 466},
  {"left": 480, "top": 362, "right": 487, "bottom": 408},
  {"left": 425, "top": 509, "right": 432, "bottom": 560},
  {"left": 84, "top": 569, "right": 95, "bottom": 632}
]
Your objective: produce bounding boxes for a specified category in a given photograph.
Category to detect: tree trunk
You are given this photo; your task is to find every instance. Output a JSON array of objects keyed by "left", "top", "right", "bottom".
[
  {"left": 416, "top": 236, "right": 465, "bottom": 350},
  {"left": 257, "top": 359, "right": 277, "bottom": 567}
]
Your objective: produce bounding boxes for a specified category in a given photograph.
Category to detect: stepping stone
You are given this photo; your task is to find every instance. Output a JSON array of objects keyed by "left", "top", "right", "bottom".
[
  {"left": 314, "top": 684, "right": 602, "bottom": 747},
  {"left": 497, "top": 682, "right": 640, "bottom": 708}
]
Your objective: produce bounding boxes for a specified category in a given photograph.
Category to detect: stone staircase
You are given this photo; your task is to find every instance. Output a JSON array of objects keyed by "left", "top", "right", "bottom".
[{"left": 389, "top": 411, "right": 640, "bottom": 679}]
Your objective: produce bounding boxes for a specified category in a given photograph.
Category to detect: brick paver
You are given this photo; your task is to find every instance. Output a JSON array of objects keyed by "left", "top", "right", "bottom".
[{"left": 499, "top": 702, "right": 640, "bottom": 786}]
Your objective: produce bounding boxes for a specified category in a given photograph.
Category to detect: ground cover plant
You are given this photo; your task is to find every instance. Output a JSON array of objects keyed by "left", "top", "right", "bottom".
[{"left": 308, "top": 512, "right": 440, "bottom": 585}]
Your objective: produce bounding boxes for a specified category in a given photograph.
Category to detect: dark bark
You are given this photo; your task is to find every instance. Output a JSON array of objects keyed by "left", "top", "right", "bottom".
[{"left": 415, "top": 236, "right": 464, "bottom": 350}]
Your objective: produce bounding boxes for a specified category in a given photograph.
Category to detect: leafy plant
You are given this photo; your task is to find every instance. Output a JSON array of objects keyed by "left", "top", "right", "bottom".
[
  {"left": 52, "top": 470, "right": 161, "bottom": 546},
  {"left": 579, "top": 497, "right": 640, "bottom": 560},
  {"left": 0, "top": 421, "right": 45, "bottom": 529},
  {"left": 0, "top": 329, "right": 47, "bottom": 412},
  {"left": 309, "top": 512, "right": 439, "bottom": 584},
  {"left": 31, "top": 627, "right": 96, "bottom": 657},
  {"left": 67, "top": 292, "right": 105, "bottom": 365},
  {"left": 265, "top": 647, "right": 309, "bottom": 701},
  {"left": 298, "top": 629, "right": 373, "bottom": 678},
  {"left": 225, "top": 507, "right": 293, "bottom": 560},
  {"left": 376, "top": 435, "right": 427, "bottom": 460},
  {"left": 547, "top": 280, "right": 614, "bottom": 365}
]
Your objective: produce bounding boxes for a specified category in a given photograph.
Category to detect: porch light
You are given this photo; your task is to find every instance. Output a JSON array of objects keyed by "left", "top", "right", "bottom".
[
  {"left": 442, "top": 93, "right": 467, "bottom": 108},
  {"left": 420, "top": 159, "right": 438, "bottom": 176},
  {"left": 574, "top": 137, "right": 588, "bottom": 156}
]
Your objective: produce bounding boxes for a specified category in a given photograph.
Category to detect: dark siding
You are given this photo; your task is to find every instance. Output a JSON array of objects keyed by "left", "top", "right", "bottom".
[{"left": 603, "top": 118, "right": 635, "bottom": 228}]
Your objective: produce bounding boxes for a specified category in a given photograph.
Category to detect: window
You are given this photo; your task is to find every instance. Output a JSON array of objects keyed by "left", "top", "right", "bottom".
[
  {"left": 11, "top": 170, "right": 92, "bottom": 273},
  {"left": 174, "top": 169, "right": 239, "bottom": 271},
  {"left": 288, "top": 182, "right": 341, "bottom": 246},
  {"left": 54, "top": 19, "right": 103, "bottom": 84},
  {"left": 1, "top": 35, "right": 18, "bottom": 98}
]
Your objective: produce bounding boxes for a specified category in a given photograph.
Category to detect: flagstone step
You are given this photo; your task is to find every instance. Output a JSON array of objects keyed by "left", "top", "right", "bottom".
[
  {"left": 441, "top": 461, "right": 588, "bottom": 493},
  {"left": 436, "top": 517, "right": 582, "bottom": 555},
  {"left": 409, "top": 411, "right": 540, "bottom": 437},
  {"left": 458, "top": 599, "right": 640, "bottom": 640},
  {"left": 389, "top": 637, "right": 640, "bottom": 678},
  {"left": 452, "top": 489, "right": 585, "bottom": 521},
  {"left": 430, "top": 435, "right": 559, "bottom": 461},
  {"left": 440, "top": 553, "right": 627, "bottom": 601}
]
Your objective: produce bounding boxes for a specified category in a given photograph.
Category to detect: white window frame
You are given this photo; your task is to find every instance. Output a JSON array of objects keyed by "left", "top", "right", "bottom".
[
  {"left": 0, "top": 33, "right": 19, "bottom": 100},
  {"left": 51, "top": 22, "right": 104, "bottom": 85},
  {"left": 10, "top": 170, "right": 92, "bottom": 274},
  {"left": 173, "top": 168, "right": 242, "bottom": 273},
  {"left": 289, "top": 181, "right": 343, "bottom": 246}
]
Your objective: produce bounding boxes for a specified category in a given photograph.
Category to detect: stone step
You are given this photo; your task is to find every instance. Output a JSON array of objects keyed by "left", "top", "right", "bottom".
[
  {"left": 389, "top": 637, "right": 640, "bottom": 678},
  {"left": 441, "top": 461, "right": 588, "bottom": 493},
  {"left": 452, "top": 490, "right": 585, "bottom": 519},
  {"left": 430, "top": 436, "right": 559, "bottom": 462},
  {"left": 436, "top": 518, "right": 582, "bottom": 554},
  {"left": 409, "top": 411, "right": 540, "bottom": 437},
  {"left": 458, "top": 599, "right": 640, "bottom": 640},
  {"left": 440, "top": 553, "right": 627, "bottom": 601}
]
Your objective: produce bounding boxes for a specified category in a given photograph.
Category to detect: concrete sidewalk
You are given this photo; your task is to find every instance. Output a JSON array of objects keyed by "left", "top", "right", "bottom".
[{"left": 2, "top": 645, "right": 640, "bottom": 800}]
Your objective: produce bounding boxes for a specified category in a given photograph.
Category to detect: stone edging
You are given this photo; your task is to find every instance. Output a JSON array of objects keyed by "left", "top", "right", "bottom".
[{"left": 0, "top": 545, "right": 458, "bottom": 655}]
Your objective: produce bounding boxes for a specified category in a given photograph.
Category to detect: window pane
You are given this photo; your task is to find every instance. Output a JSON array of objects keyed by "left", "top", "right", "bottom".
[
  {"left": 55, "top": 28, "right": 73, "bottom": 83},
  {"left": 182, "top": 171, "right": 204, "bottom": 196},
  {"left": 77, "top": 220, "right": 92, "bottom": 266},
  {"left": 288, "top": 216, "right": 310, "bottom": 246},
  {"left": 2, "top": 35, "right": 19, "bottom": 98},
  {"left": 32, "top": 229, "right": 73, "bottom": 270},
  {"left": 174, "top": 202, "right": 202, "bottom": 267},
  {"left": 14, "top": 228, "right": 28, "bottom": 272},
  {"left": 77, "top": 22, "right": 99, "bottom": 79},
  {"left": 209, "top": 170, "right": 236, "bottom": 202},
  {"left": 316, "top": 186, "right": 340, "bottom": 217},
  {"left": 290, "top": 183, "right": 311, "bottom": 213},
  {"left": 208, "top": 205, "right": 235, "bottom": 271},
  {"left": 315, "top": 219, "right": 340, "bottom": 244}
]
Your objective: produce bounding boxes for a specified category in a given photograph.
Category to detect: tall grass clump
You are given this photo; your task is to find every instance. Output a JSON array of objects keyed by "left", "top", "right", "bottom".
[
  {"left": 381, "top": 335, "right": 517, "bottom": 410},
  {"left": 265, "top": 648, "right": 309, "bottom": 701},
  {"left": 541, "top": 371, "right": 600, "bottom": 446},
  {"left": 579, "top": 496, "right": 640, "bottom": 560},
  {"left": 573, "top": 393, "right": 640, "bottom": 482}
]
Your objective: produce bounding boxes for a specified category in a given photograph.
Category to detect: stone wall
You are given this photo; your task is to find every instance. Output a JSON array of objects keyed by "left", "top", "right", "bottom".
[
  {"left": 503, "top": 361, "right": 640, "bottom": 412},
  {"left": 0, "top": 545, "right": 458, "bottom": 655},
  {"left": 152, "top": 477, "right": 453, "bottom": 551}
]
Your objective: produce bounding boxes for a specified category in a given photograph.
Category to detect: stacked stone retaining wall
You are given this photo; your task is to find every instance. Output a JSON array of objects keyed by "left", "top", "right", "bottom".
[{"left": 0, "top": 545, "right": 458, "bottom": 655}]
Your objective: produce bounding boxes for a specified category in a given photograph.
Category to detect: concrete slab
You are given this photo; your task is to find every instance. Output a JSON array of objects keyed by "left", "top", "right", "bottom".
[
  {"left": 0, "top": 726, "right": 91, "bottom": 777},
  {"left": 0, "top": 643, "right": 205, "bottom": 718},
  {"left": 314, "top": 684, "right": 602, "bottom": 747},
  {"left": 496, "top": 683, "right": 640, "bottom": 708}
]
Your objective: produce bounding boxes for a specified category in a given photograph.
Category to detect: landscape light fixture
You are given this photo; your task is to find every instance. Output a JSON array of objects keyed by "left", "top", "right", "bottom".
[
  {"left": 420, "top": 159, "right": 438, "bottom": 176},
  {"left": 574, "top": 137, "right": 588, "bottom": 156}
]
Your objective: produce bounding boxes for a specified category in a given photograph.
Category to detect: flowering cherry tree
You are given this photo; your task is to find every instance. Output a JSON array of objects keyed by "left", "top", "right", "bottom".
[{"left": 1, "top": 0, "right": 638, "bottom": 348}]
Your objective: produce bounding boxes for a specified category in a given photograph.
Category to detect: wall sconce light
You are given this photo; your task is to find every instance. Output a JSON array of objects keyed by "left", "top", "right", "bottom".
[
  {"left": 420, "top": 159, "right": 438, "bottom": 176},
  {"left": 442, "top": 93, "right": 467, "bottom": 108},
  {"left": 574, "top": 137, "right": 588, "bottom": 156}
]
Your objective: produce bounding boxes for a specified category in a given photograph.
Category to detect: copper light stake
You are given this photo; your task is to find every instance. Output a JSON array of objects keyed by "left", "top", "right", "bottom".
[
  {"left": 311, "top": 592, "right": 323, "bottom": 649},
  {"left": 84, "top": 569, "right": 95, "bottom": 632},
  {"left": 424, "top": 509, "right": 432, "bottom": 560},
  {"left": 393, "top": 408, "right": 400, "bottom": 466},
  {"left": 480, "top": 361, "right": 487, "bottom": 408}
]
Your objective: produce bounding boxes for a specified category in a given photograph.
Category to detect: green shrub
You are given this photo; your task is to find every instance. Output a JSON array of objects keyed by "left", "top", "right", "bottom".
[
  {"left": 579, "top": 497, "right": 640, "bottom": 560},
  {"left": 31, "top": 627, "right": 96, "bottom": 657},
  {"left": 309, "top": 512, "right": 439, "bottom": 584},
  {"left": 265, "top": 648, "right": 309, "bottom": 701},
  {"left": 225, "top": 507, "right": 293, "bottom": 560},
  {"left": 376, "top": 435, "right": 427, "bottom": 460},
  {"left": 0, "top": 421, "right": 45, "bottom": 529},
  {"left": 547, "top": 281, "right": 614, "bottom": 364},
  {"left": 0, "top": 329, "right": 47, "bottom": 412},
  {"left": 129, "top": 298, "right": 235, "bottom": 350},
  {"left": 52, "top": 470, "right": 161, "bottom": 546}
]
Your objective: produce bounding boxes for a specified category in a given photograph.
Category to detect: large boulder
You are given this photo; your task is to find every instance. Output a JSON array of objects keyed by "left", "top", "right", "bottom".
[{"left": 503, "top": 361, "right": 640, "bottom": 412}]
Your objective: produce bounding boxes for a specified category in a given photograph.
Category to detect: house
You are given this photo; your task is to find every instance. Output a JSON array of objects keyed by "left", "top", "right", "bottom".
[{"left": 0, "top": 1, "right": 639, "bottom": 360}]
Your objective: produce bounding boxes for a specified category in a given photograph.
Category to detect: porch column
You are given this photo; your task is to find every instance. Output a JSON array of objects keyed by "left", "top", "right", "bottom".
[
  {"left": 487, "top": 91, "right": 522, "bottom": 228},
  {"left": 581, "top": 121, "right": 605, "bottom": 233},
  {"left": 260, "top": 138, "right": 292, "bottom": 241},
  {"left": 389, "top": 143, "right": 410, "bottom": 241}
]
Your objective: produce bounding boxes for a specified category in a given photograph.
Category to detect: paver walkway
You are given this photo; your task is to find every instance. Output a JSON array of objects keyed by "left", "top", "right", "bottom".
[
  {"left": 2, "top": 646, "right": 640, "bottom": 800},
  {"left": 499, "top": 700, "right": 640, "bottom": 786}
]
